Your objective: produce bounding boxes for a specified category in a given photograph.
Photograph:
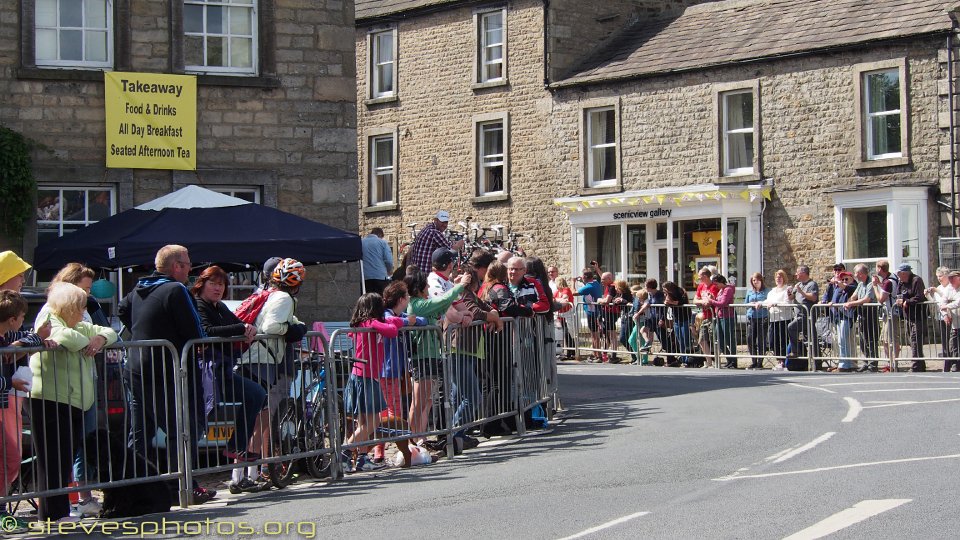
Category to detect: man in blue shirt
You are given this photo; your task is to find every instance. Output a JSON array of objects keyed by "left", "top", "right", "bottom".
[
  {"left": 362, "top": 227, "right": 394, "bottom": 294},
  {"left": 573, "top": 268, "right": 604, "bottom": 361}
]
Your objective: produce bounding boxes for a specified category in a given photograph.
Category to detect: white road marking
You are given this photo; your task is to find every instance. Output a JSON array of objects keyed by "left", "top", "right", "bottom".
[
  {"left": 714, "top": 454, "right": 960, "bottom": 481},
  {"left": 556, "top": 511, "right": 650, "bottom": 540},
  {"left": 782, "top": 499, "right": 911, "bottom": 540},
  {"left": 853, "top": 387, "right": 960, "bottom": 393},
  {"left": 863, "top": 397, "right": 960, "bottom": 408},
  {"left": 786, "top": 382, "right": 836, "bottom": 394},
  {"left": 767, "top": 432, "right": 836, "bottom": 464},
  {"left": 842, "top": 397, "right": 862, "bottom": 423},
  {"left": 821, "top": 381, "right": 960, "bottom": 386}
]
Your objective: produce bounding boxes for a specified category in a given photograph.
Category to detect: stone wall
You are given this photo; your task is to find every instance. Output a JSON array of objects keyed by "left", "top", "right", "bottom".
[
  {"left": 357, "top": 3, "right": 950, "bottom": 283},
  {"left": 356, "top": 0, "right": 568, "bottom": 272},
  {"left": 549, "top": 37, "right": 945, "bottom": 280},
  {"left": 0, "top": 0, "right": 360, "bottom": 322}
]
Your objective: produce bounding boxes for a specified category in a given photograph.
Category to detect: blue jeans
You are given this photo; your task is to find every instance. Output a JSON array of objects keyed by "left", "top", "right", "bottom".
[
  {"left": 72, "top": 404, "right": 98, "bottom": 482},
  {"left": 449, "top": 355, "right": 481, "bottom": 435},
  {"left": 221, "top": 367, "right": 267, "bottom": 454},
  {"left": 836, "top": 318, "right": 854, "bottom": 369}
]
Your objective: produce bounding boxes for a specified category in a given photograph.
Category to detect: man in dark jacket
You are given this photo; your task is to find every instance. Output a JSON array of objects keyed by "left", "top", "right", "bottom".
[
  {"left": 118, "top": 244, "right": 215, "bottom": 504},
  {"left": 895, "top": 263, "right": 927, "bottom": 372}
]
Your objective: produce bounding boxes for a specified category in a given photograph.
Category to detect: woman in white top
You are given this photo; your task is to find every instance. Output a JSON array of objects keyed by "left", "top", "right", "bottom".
[{"left": 763, "top": 269, "right": 793, "bottom": 366}]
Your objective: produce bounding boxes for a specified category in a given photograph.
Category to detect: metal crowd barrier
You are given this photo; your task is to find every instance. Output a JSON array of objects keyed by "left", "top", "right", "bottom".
[
  {"left": 0, "top": 340, "right": 183, "bottom": 510},
  {"left": 561, "top": 298, "right": 960, "bottom": 373},
  {"left": 2, "top": 317, "right": 560, "bottom": 513}
]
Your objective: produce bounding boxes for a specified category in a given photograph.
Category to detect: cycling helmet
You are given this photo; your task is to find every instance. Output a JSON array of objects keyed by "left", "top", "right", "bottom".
[{"left": 271, "top": 258, "right": 305, "bottom": 287}]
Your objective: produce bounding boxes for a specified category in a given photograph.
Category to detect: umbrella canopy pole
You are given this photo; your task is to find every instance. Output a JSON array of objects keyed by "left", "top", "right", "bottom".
[{"left": 359, "top": 260, "right": 367, "bottom": 294}]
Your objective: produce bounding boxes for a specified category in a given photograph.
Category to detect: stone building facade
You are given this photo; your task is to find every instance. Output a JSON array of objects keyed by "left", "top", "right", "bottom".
[
  {"left": 0, "top": 0, "right": 359, "bottom": 321},
  {"left": 356, "top": 0, "right": 959, "bottom": 291}
]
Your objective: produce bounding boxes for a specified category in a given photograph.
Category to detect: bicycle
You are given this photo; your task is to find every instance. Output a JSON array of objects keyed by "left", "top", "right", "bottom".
[{"left": 268, "top": 348, "right": 346, "bottom": 485}]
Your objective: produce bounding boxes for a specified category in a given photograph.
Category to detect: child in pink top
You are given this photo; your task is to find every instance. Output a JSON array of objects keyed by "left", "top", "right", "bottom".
[{"left": 343, "top": 293, "right": 409, "bottom": 472}]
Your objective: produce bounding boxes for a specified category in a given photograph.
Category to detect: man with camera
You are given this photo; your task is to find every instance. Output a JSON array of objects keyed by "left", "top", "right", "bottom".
[
  {"left": 786, "top": 265, "right": 818, "bottom": 364},
  {"left": 409, "top": 210, "right": 466, "bottom": 274},
  {"left": 573, "top": 262, "right": 604, "bottom": 362}
]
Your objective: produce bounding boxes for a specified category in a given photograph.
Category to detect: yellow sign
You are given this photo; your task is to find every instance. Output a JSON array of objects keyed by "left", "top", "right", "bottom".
[{"left": 104, "top": 72, "right": 197, "bottom": 170}]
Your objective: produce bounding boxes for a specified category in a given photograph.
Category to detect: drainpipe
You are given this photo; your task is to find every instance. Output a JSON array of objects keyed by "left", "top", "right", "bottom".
[
  {"left": 542, "top": 0, "right": 550, "bottom": 89},
  {"left": 949, "top": 12, "right": 959, "bottom": 236}
]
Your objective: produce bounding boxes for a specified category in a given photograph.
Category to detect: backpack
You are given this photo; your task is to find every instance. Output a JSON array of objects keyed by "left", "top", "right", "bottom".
[{"left": 234, "top": 289, "right": 275, "bottom": 325}]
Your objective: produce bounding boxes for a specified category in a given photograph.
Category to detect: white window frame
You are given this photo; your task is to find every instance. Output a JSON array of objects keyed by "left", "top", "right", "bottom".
[
  {"left": 478, "top": 121, "right": 505, "bottom": 196},
  {"left": 864, "top": 69, "right": 902, "bottom": 160},
  {"left": 35, "top": 0, "right": 114, "bottom": 69},
  {"left": 472, "top": 112, "right": 509, "bottom": 201},
  {"left": 367, "top": 130, "right": 397, "bottom": 207},
  {"left": 833, "top": 186, "right": 928, "bottom": 282},
  {"left": 584, "top": 106, "right": 619, "bottom": 188},
  {"left": 474, "top": 8, "right": 507, "bottom": 86},
  {"left": 853, "top": 59, "right": 909, "bottom": 168},
  {"left": 183, "top": 0, "right": 258, "bottom": 76},
  {"left": 368, "top": 28, "right": 397, "bottom": 100},
  {"left": 210, "top": 186, "right": 261, "bottom": 204},
  {"left": 36, "top": 185, "right": 116, "bottom": 242},
  {"left": 721, "top": 89, "right": 755, "bottom": 176}
]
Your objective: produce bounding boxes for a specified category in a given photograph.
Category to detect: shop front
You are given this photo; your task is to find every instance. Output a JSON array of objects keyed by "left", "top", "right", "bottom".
[{"left": 555, "top": 185, "right": 770, "bottom": 292}]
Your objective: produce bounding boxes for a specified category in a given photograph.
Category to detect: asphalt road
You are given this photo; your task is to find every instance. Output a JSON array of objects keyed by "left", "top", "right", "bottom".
[{"left": 56, "top": 366, "right": 960, "bottom": 539}]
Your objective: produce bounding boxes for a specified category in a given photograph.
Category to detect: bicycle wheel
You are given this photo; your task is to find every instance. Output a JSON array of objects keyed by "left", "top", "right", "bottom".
[
  {"left": 304, "top": 396, "right": 333, "bottom": 479},
  {"left": 268, "top": 397, "right": 299, "bottom": 489}
]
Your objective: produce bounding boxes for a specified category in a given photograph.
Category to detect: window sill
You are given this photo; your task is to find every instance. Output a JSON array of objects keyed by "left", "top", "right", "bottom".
[
  {"left": 578, "top": 184, "right": 622, "bottom": 196},
  {"left": 193, "top": 74, "right": 282, "bottom": 88},
  {"left": 362, "top": 203, "right": 398, "bottom": 214},
  {"left": 471, "top": 79, "right": 509, "bottom": 91},
  {"left": 715, "top": 172, "right": 761, "bottom": 185},
  {"left": 16, "top": 67, "right": 105, "bottom": 82},
  {"left": 472, "top": 193, "right": 509, "bottom": 204},
  {"left": 855, "top": 156, "right": 911, "bottom": 170},
  {"left": 365, "top": 95, "right": 398, "bottom": 107}
]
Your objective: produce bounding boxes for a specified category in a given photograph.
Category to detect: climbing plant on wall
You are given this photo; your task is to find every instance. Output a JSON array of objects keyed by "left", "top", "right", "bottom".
[{"left": 0, "top": 126, "right": 36, "bottom": 241}]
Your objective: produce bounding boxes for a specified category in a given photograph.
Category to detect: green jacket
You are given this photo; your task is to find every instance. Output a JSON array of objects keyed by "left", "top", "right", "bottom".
[
  {"left": 408, "top": 284, "right": 464, "bottom": 359},
  {"left": 29, "top": 314, "right": 118, "bottom": 410}
]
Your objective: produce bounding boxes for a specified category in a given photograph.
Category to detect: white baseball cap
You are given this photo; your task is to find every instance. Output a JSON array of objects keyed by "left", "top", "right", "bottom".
[{"left": 435, "top": 210, "right": 450, "bottom": 222}]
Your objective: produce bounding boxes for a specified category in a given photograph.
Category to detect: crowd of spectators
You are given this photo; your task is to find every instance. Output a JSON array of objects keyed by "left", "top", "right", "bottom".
[{"left": 553, "top": 258, "right": 957, "bottom": 374}]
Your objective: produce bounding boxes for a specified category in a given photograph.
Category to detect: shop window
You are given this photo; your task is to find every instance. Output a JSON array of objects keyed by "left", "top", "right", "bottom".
[
  {"left": 37, "top": 186, "right": 115, "bottom": 246},
  {"left": 627, "top": 224, "right": 647, "bottom": 284},
  {"left": 842, "top": 206, "right": 887, "bottom": 260},
  {"left": 582, "top": 225, "right": 621, "bottom": 277},
  {"left": 834, "top": 187, "right": 927, "bottom": 279},
  {"left": 33, "top": 0, "right": 114, "bottom": 69}
]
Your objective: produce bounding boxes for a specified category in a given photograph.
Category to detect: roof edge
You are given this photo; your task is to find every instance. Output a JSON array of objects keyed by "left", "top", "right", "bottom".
[
  {"left": 549, "top": 29, "right": 952, "bottom": 90},
  {"left": 355, "top": 0, "right": 494, "bottom": 26}
]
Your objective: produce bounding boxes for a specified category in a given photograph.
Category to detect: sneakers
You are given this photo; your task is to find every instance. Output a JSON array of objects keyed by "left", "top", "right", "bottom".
[
  {"left": 192, "top": 487, "right": 217, "bottom": 504},
  {"left": 352, "top": 454, "right": 386, "bottom": 473},
  {"left": 73, "top": 497, "right": 102, "bottom": 517},
  {"left": 228, "top": 478, "right": 267, "bottom": 494},
  {"left": 0, "top": 512, "right": 31, "bottom": 533}
]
